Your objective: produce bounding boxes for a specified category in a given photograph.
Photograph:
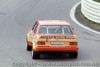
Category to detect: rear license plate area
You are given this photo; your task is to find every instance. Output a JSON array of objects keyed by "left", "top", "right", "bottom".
[{"left": 51, "top": 42, "right": 64, "bottom": 45}]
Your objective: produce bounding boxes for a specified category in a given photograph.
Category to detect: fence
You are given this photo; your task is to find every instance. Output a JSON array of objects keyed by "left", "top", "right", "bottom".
[{"left": 81, "top": 0, "right": 100, "bottom": 23}]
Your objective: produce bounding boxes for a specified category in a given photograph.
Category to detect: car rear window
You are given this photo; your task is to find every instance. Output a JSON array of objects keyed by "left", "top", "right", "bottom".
[{"left": 38, "top": 25, "right": 73, "bottom": 35}]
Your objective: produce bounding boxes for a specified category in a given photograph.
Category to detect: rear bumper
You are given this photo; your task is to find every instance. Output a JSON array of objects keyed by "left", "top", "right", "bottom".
[{"left": 34, "top": 46, "right": 78, "bottom": 52}]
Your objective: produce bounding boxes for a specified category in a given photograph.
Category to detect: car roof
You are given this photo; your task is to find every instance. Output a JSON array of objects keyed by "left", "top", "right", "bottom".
[{"left": 37, "top": 20, "right": 70, "bottom": 25}]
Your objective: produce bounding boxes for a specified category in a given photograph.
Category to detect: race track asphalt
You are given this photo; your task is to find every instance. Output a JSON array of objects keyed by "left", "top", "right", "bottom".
[{"left": 0, "top": 0, "right": 100, "bottom": 67}]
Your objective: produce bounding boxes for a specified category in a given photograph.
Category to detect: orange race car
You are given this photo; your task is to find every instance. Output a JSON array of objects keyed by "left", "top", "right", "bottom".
[{"left": 26, "top": 20, "right": 78, "bottom": 59}]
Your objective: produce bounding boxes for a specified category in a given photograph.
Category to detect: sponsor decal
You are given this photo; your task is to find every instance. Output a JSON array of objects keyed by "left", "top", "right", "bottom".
[
  {"left": 41, "top": 36, "right": 53, "bottom": 39},
  {"left": 54, "top": 36, "right": 64, "bottom": 39},
  {"left": 41, "top": 36, "right": 75, "bottom": 39},
  {"left": 51, "top": 42, "right": 64, "bottom": 45}
]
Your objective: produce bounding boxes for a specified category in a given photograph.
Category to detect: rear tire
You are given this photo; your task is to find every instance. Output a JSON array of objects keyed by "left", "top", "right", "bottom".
[
  {"left": 32, "top": 47, "right": 40, "bottom": 59},
  {"left": 27, "top": 43, "right": 32, "bottom": 51},
  {"left": 69, "top": 52, "right": 78, "bottom": 58}
]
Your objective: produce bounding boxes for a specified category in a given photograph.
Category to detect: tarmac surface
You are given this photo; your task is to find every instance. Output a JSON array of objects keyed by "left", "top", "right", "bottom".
[{"left": 0, "top": 0, "right": 100, "bottom": 67}]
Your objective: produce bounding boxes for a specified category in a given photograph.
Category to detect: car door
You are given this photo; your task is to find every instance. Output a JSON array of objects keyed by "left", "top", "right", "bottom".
[
  {"left": 29, "top": 22, "right": 37, "bottom": 42},
  {"left": 30, "top": 22, "right": 39, "bottom": 42}
]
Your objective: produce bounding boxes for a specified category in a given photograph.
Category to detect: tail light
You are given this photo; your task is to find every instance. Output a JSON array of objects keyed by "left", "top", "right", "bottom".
[
  {"left": 70, "top": 42, "right": 77, "bottom": 45},
  {"left": 37, "top": 42, "right": 45, "bottom": 45}
]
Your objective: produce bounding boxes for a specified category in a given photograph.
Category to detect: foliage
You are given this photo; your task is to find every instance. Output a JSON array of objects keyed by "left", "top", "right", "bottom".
[{"left": 94, "top": 0, "right": 100, "bottom": 2}]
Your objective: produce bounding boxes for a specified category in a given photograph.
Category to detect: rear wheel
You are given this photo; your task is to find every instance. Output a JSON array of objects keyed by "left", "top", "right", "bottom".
[
  {"left": 27, "top": 43, "right": 32, "bottom": 51},
  {"left": 32, "top": 47, "right": 40, "bottom": 59},
  {"left": 69, "top": 52, "right": 78, "bottom": 58}
]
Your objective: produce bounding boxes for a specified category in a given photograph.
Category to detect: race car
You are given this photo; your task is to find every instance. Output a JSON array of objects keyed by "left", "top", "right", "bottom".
[{"left": 26, "top": 20, "right": 78, "bottom": 59}]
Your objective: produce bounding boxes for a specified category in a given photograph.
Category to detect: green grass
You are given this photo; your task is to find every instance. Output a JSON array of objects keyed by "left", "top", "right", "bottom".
[{"left": 94, "top": 0, "right": 100, "bottom": 3}]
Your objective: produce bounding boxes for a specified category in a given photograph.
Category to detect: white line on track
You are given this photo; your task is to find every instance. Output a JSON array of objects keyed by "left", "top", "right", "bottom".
[{"left": 70, "top": 1, "right": 100, "bottom": 34}]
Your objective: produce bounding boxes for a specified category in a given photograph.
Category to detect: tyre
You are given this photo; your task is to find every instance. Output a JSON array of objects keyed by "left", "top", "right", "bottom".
[
  {"left": 69, "top": 52, "right": 78, "bottom": 58},
  {"left": 27, "top": 43, "right": 32, "bottom": 51},
  {"left": 32, "top": 47, "right": 40, "bottom": 59}
]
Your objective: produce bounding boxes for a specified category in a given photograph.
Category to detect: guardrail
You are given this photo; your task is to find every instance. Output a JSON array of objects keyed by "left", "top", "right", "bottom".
[{"left": 81, "top": 0, "right": 100, "bottom": 23}]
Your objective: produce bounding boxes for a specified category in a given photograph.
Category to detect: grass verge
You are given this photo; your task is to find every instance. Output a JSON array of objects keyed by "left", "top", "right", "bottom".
[{"left": 93, "top": 0, "right": 100, "bottom": 3}]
